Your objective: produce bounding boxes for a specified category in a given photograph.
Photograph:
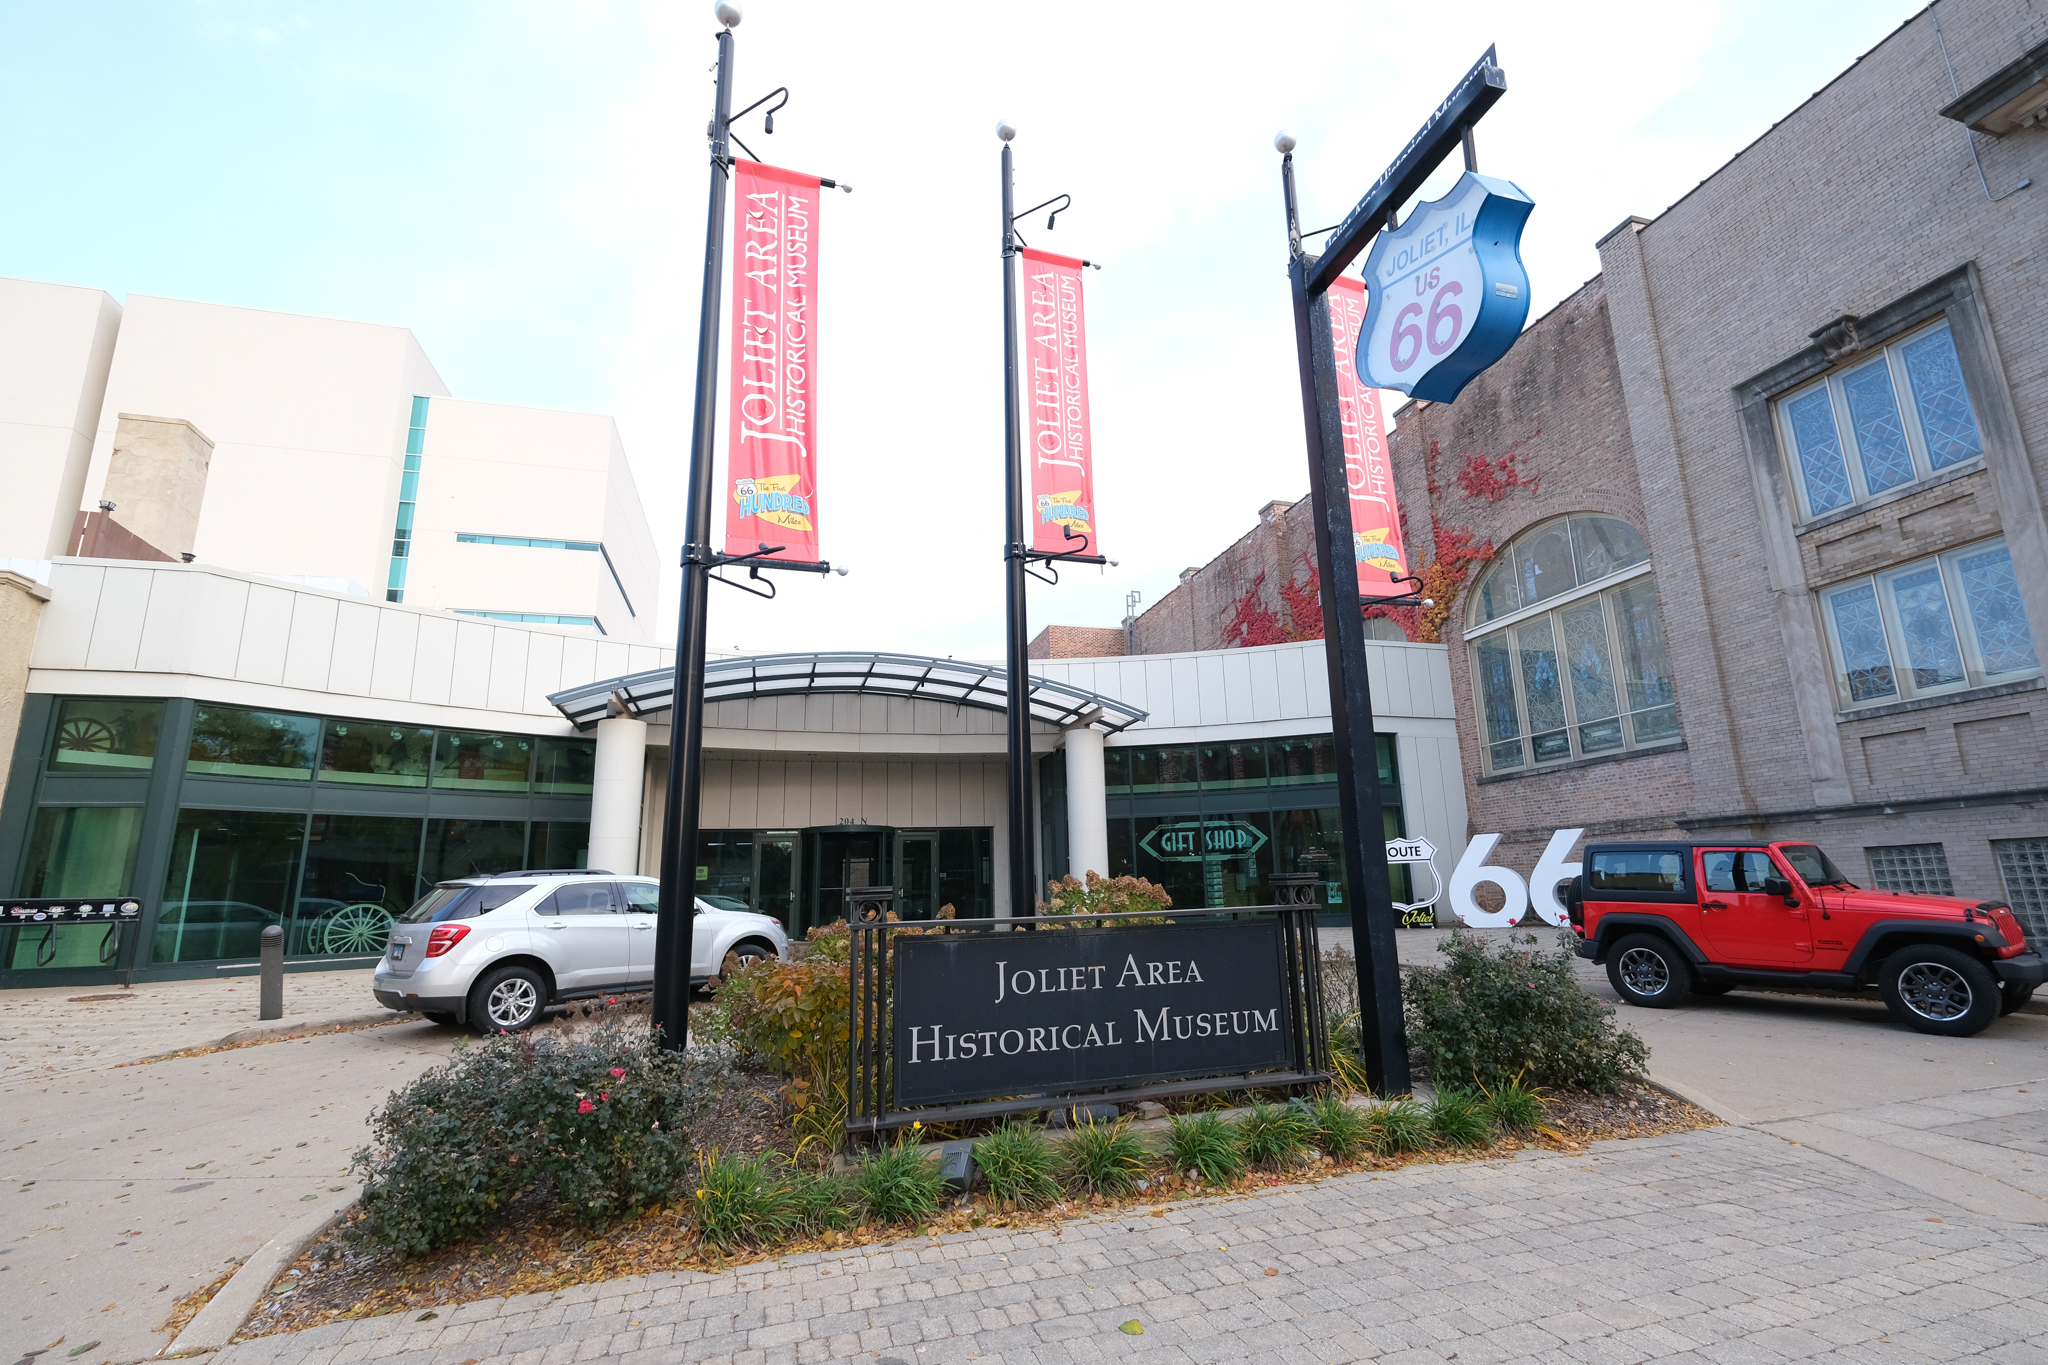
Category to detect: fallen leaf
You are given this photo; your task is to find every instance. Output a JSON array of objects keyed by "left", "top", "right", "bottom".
[
  {"left": 416, "top": 1312, "right": 438, "bottom": 1322},
  {"left": 1147, "top": 1210, "right": 1164, "bottom": 1218},
  {"left": 67, "top": 1343, "right": 100, "bottom": 1358},
  {"left": 1118, "top": 1321, "right": 1144, "bottom": 1336},
  {"left": 1265, "top": 1268, "right": 1278, "bottom": 1277},
  {"left": 1927, "top": 1218, "right": 1942, "bottom": 1223}
]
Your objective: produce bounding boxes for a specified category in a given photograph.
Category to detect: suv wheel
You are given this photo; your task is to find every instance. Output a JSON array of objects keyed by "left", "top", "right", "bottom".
[
  {"left": 725, "top": 939, "right": 775, "bottom": 978},
  {"left": 2002, "top": 982, "right": 2038, "bottom": 1017},
  {"left": 1879, "top": 946, "right": 1999, "bottom": 1037},
  {"left": 1606, "top": 933, "right": 1691, "bottom": 1008},
  {"left": 470, "top": 965, "right": 548, "bottom": 1035}
]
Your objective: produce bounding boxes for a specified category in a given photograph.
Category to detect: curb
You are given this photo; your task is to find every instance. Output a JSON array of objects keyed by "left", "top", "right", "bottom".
[
  {"left": 213, "top": 1012, "right": 399, "bottom": 1047},
  {"left": 163, "top": 1188, "right": 359, "bottom": 1357}
]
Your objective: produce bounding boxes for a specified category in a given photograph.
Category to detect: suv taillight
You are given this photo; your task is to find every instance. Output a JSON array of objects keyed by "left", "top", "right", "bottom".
[{"left": 425, "top": 924, "right": 471, "bottom": 957}]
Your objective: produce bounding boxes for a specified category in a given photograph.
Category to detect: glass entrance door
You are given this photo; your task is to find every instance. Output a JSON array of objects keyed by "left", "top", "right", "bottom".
[
  {"left": 755, "top": 834, "right": 797, "bottom": 929},
  {"left": 896, "top": 831, "right": 938, "bottom": 920}
]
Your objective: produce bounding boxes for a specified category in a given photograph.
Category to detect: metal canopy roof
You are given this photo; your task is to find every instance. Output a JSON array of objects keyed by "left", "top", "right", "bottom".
[{"left": 546, "top": 650, "right": 1148, "bottom": 734}]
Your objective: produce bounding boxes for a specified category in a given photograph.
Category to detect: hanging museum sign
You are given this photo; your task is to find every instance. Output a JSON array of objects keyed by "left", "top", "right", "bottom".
[
  {"left": 726, "top": 161, "right": 823, "bottom": 564},
  {"left": 1355, "top": 171, "right": 1534, "bottom": 404},
  {"left": 891, "top": 921, "right": 1294, "bottom": 1108},
  {"left": 1328, "top": 277, "right": 1410, "bottom": 589},
  {"left": 1020, "top": 248, "right": 1101, "bottom": 556}
]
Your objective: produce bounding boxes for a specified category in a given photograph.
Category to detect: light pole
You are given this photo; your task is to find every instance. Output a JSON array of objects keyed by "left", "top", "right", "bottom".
[
  {"left": 650, "top": 1, "right": 743, "bottom": 1052},
  {"left": 996, "top": 120, "right": 1038, "bottom": 924}
]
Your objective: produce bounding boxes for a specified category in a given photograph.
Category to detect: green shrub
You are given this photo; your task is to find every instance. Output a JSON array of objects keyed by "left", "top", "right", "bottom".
[
  {"left": 1426, "top": 1087, "right": 1493, "bottom": 1148},
  {"left": 347, "top": 1016, "right": 699, "bottom": 1254},
  {"left": 1480, "top": 1077, "right": 1545, "bottom": 1132},
  {"left": 1058, "top": 1119, "right": 1150, "bottom": 1197},
  {"left": 1405, "top": 930, "right": 1648, "bottom": 1093},
  {"left": 1167, "top": 1112, "right": 1246, "bottom": 1186},
  {"left": 1372, "top": 1099, "right": 1431, "bottom": 1155},
  {"left": 974, "top": 1121, "right": 1060, "bottom": 1208},
  {"left": 1038, "top": 871, "right": 1173, "bottom": 925},
  {"left": 691, "top": 1149, "right": 850, "bottom": 1251},
  {"left": 1238, "top": 1101, "right": 1313, "bottom": 1170},
  {"left": 1305, "top": 1091, "right": 1372, "bottom": 1163},
  {"left": 856, "top": 1140, "right": 948, "bottom": 1225},
  {"left": 706, "top": 922, "right": 855, "bottom": 1155}
]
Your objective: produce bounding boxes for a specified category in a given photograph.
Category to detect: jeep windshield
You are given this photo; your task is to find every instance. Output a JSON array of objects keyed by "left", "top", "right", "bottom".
[{"left": 1779, "top": 844, "right": 1855, "bottom": 888}]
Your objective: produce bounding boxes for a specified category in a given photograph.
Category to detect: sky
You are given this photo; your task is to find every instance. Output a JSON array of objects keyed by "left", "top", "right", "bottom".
[{"left": 0, "top": 0, "right": 1926, "bottom": 660}]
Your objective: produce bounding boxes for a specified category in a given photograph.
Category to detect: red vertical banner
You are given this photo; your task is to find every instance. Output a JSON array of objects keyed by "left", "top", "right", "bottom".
[
  {"left": 1021, "top": 248, "right": 1101, "bottom": 556},
  {"left": 1329, "top": 276, "right": 1408, "bottom": 593},
  {"left": 725, "top": 162, "right": 822, "bottom": 563}
]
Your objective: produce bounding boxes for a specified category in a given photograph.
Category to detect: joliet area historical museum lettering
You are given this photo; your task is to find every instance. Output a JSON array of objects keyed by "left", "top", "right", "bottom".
[{"left": 892, "top": 922, "right": 1293, "bottom": 1108}]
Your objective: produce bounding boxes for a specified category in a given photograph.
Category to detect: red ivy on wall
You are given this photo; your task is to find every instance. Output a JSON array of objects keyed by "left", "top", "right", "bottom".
[
  {"left": 1221, "top": 571, "right": 1288, "bottom": 648},
  {"left": 1362, "top": 439, "right": 1502, "bottom": 643},
  {"left": 1453, "top": 434, "right": 1541, "bottom": 501},
  {"left": 1278, "top": 554, "right": 1323, "bottom": 641}
]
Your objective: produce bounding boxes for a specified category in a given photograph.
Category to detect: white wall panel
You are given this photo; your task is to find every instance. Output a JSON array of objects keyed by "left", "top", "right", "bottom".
[
  {"left": 134, "top": 569, "right": 202, "bottom": 675},
  {"left": 80, "top": 567, "right": 151, "bottom": 672},
  {"left": 523, "top": 631, "right": 565, "bottom": 714},
  {"left": 329, "top": 601, "right": 381, "bottom": 697},
  {"left": 447, "top": 621, "right": 493, "bottom": 709},
  {"left": 282, "top": 594, "right": 338, "bottom": 692},
  {"left": 183, "top": 575, "right": 252, "bottom": 680},
  {"left": 411, "top": 616, "right": 458, "bottom": 703},
  {"left": 486, "top": 628, "right": 529, "bottom": 713},
  {"left": 1194, "top": 654, "right": 1228, "bottom": 726},
  {"left": 370, "top": 611, "right": 418, "bottom": 700},
  {"left": 559, "top": 635, "right": 597, "bottom": 695},
  {"left": 235, "top": 583, "right": 295, "bottom": 685}
]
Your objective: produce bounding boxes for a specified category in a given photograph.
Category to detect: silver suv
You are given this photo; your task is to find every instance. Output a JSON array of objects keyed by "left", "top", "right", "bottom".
[{"left": 372, "top": 870, "right": 790, "bottom": 1033}]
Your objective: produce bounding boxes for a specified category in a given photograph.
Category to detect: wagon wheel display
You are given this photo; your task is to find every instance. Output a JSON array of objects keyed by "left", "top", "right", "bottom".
[
  {"left": 320, "top": 903, "right": 394, "bottom": 955},
  {"left": 56, "top": 717, "right": 118, "bottom": 753}
]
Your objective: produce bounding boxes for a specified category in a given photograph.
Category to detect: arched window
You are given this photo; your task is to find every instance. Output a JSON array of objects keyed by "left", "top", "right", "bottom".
[{"left": 1466, "top": 514, "right": 1680, "bottom": 774}]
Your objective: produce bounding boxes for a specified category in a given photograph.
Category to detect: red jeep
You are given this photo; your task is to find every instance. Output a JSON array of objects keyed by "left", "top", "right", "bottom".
[{"left": 1567, "top": 840, "right": 2044, "bottom": 1037}]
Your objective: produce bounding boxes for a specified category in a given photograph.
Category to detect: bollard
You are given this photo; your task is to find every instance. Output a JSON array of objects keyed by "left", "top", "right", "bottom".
[{"left": 259, "top": 924, "right": 284, "bottom": 1020}]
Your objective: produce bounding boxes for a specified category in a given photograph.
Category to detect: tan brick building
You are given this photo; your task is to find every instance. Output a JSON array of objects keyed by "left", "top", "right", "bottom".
[{"left": 1390, "top": 0, "right": 2048, "bottom": 932}]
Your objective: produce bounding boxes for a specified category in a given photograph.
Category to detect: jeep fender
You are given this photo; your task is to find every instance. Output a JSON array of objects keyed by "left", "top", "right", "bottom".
[
  {"left": 1842, "top": 920, "right": 2008, "bottom": 979},
  {"left": 1589, "top": 914, "right": 1710, "bottom": 965}
]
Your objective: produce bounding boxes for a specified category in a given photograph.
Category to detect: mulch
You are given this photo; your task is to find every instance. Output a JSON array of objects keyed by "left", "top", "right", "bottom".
[{"left": 235, "top": 1078, "right": 1713, "bottom": 1342}]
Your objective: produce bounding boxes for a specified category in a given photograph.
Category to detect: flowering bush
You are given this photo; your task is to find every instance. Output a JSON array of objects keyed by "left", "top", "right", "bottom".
[
  {"left": 1036, "top": 870, "right": 1173, "bottom": 924},
  {"left": 346, "top": 1014, "right": 697, "bottom": 1254},
  {"left": 703, "top": 922, "right": 855, "bottom": 1157}
]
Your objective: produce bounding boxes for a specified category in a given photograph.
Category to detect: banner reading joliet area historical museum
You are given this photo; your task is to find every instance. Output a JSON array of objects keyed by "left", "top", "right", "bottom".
[
  {"left": 1329, "top": 276, "right": 1409, "bottom": 592},
  {"left": 725, "top": 161, "right": 822, "bottom": 564},
  {"left": 1021, "top": 248, "right": 1101, "bottom": 557}
]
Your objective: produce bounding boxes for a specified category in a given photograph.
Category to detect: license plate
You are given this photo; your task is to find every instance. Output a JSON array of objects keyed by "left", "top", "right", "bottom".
[{"left": 389, "top": 943, "right": 407, "bottom": 960}]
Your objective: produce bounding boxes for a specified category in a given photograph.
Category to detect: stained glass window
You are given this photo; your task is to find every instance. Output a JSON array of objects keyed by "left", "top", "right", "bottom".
[
  {"left": 1841, "top": 357, "right": 1914, "bottom": 493},
  {"left": 1823, "top": 537, "right": 2039, "bottom": 708},
  {"left": 1787, "top": 388, "right": 1851, "bottom": 514},
  {"left": 1956, "top": 543, "right": 2038, "bottom": 676},
  {"left": 1885, "top": 566, "right": 1964, "bottom": 690},
  {"left": 1826, "top": 583, "right": 1897, "bottom": 702},
  {"left": 1901, "top": 327, "right": 1983, "bottom": 469}
]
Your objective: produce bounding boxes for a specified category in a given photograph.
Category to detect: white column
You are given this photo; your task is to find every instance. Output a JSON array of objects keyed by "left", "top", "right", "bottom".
[
  {"left": 1063, "top": 723, "right": 1109, "bottom": 883},
  {"left": 587, "top": 716, "right": 648, "bottom": 875}
]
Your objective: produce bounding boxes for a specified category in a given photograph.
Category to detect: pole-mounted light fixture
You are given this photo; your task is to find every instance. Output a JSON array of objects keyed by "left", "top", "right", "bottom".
[
  {"left": 714, "top": 2, "right": 741, "bottom": 27},
  {"left": 1274, "top": 130, "right": 1297, "bottom": 155}
]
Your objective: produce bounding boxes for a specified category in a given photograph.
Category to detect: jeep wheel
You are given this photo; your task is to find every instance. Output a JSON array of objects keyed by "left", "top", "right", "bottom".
[
  {"left": 1879, "top": 946, "right": 1999, "bottom": 1037},
  {"left": 1999, "top": 982, "right": 2037, "bottom": 1017},
  {"left": 1607, "top": 933, "right": 1691, "bottom": 1008},
  {"left": 469, "top": 965, "right": 547, "bottom": 1035}
]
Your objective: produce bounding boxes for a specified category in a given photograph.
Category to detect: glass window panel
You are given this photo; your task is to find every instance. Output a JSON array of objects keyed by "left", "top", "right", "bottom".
[
  {"left": 1197, "top": 741, "right": 1267, "bottom": 789},
  {"left": 529, "top": 820, "right": 590, "bottom": 870},
  {"left": 48, "top": 698, "right": 163, "bottom": 773},
  {"left": 22, "top": 806, "right": 143, "bottom": 896},
  {"left": 187, "top": 706, "right": 319, "bottom": 780},
  {"left": 1901, "top": 327, "right": 1983, "bottom": 470},
  {"left": 937, "top": 827, "right": 993, "bottom": 919},
  {"left": 1269, "top": 735, "right": 1337, "bottom": 785},
  {"left": 1516, "top": 521, "right": 1576, "bottom": 606},
  {"left": 1610, "top": 578, "right": 1680, "bottom": 745},
  {"left": 1127, "top": 747, "right": 1159, "bottom": 791},
  {"left": 1516, "top": 617, "right": 1570, "bottom": 762},
  {"left": 1568, "top": 516, "right": 1649, "bottom": 586},
  {"left": 1151, "top": 809, "right": 1275, "bottom": 909},
  {"left": 421, "top": 818, "right": 528, "bottom": 884},
  {"left": 696, "top": 829, "right": 756, "bottom": 904},
  {"left": 1155, "top": 746, "right": 1198, "bottom": 791},
  {"left": 1272, "top": 807, "right": 1350, "bottom": 913},
  {"left": 1131, "top": 814, "right": 1207, "bottom": 912},
  {"left": 1474, "top": 633, "right": 1523, "bottom": 770},
  {"left": 1839, "top": 357, "right": 1915, "bottom": 493},
  {"left": 1376, "top": 733, "right": 1399, "bottom": 794},
  {"left": 1955, "top": 543, "right": 2040, "bottom": 677},
  {"left": 534, "top": 737, "right": 596, "bottom": 794},
  {"left": 1104, "top": 746, "right": 1130, "bottom": 792},
  {"left": 155, "top": 810, "right": 306, "bottom": 964},
  {"left": 432, "top": 730, "right": 534, "bottom": 791},
  {"left": 1787, "top": 386, "right": 1852, "bottom": 514},
  {"left": 1867, "top": 843, "right": 1953, "bottom": 896},
  {"left": 1108, "top": 817, "right": 1135, "bottom": 879},
  {"left": 1471, "top": 556, "right": 1522, "bottom": 624},
  {"left": 295, "top": 813, "right": 419, "bottom": 957},
  {"left": 1885, "top": 565, "right": 1965, "bottom": 690},
  {"left": 1826, "top": 583, "right": 1897, "bottom": 702},
  {"left": 1995, "top": 838, "right": 2048, "bottom": 942},
  {"left": 320, "top": 720, "right": 434, "bottom": 786},
  {"left": 1561, "top": 598, "right": 1622, "bottom": 753}
]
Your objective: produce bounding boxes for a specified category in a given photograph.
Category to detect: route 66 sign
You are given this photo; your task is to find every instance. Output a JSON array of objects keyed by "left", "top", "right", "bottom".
[{"left": 1356, "top": 171, "right": 1533, "bottom": 403}]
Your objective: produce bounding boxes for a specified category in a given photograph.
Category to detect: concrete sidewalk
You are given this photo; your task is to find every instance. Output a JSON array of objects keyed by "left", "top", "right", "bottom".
[{"left": 206, "top": 1124, "right": 2048, "bottom": 1365}]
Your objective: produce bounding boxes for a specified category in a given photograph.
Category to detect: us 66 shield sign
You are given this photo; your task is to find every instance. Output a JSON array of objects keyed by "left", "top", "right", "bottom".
[{"left": 1139, "top": 820, "right": 1269, "bottom": 862}]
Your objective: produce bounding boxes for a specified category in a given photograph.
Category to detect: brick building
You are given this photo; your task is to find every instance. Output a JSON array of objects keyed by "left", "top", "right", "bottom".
[{"left": 1389, "top": 0, "right": 2048, "bottom": 932}]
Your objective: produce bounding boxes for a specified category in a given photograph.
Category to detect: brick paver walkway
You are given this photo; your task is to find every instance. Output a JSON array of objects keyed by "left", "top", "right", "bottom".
[{"left": 212, "top": 1125, "right": 2048, "bottom": 1365}]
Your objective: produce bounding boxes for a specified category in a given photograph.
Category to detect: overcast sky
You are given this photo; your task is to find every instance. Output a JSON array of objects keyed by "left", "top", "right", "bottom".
[{"left": 1, "top": 0, "right": 1924, "bottom": 659}]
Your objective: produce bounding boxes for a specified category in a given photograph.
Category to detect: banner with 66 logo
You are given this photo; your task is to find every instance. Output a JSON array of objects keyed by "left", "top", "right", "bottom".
[{"left": 1356, "top": 171, "right": 1533, "bottom": 404}]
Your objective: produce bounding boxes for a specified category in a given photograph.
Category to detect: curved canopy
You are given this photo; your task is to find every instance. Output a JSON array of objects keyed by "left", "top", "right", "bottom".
[{"left": 546, "top": 650, "right": 1148, "bottom": 733}]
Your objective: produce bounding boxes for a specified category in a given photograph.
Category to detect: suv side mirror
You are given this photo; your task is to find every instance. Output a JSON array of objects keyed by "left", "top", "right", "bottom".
[{"left": 1761, "top": 875, "right": 1796, "bottom": 904}]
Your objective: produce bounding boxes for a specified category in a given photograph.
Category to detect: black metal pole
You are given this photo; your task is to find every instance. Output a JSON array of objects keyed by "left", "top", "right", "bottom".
[
  {"left": 651, "top": 22, "right": 736, "bottom": 1051},
  {"left": 999, "top": 132, "right": 1038, "bottom": 924},
  {"left": 1281, "top": 150, "right": 1410, "bottom": 1095}
]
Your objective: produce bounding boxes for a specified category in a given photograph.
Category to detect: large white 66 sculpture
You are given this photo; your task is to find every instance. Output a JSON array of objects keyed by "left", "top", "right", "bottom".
[{"left": 1446, "top": 828, "right": 1585, "bottom": 928}]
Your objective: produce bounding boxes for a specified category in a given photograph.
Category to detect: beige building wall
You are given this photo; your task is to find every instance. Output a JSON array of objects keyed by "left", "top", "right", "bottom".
[
  {"left": 102, "top": 415, "right": 214, "bottom": 561},
  {"left": 0, "top": 571, "right": 52, "bottom": 797},
  {"left": 0, "top": 278, "right": 121, "bottom": 559}
]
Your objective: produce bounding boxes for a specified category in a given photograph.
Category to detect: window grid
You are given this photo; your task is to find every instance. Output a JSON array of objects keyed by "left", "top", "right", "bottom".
[
  {"left": 1995, "top": 838, "right": 2048, "bottom": 942},
  {"left": 1819, "top": 537, "right": 2040, "bottom": 710},
  {"left": 1866, "top": 843, "right": 1954, "bottom": 896},
  {"left": 453, "top": 610, "right": 605, "bottom": 634},
  {"left": 1776, "top": 322, "right": 1984, "bottom": 520},
  {"left": 386, "top": 397, "right": 429, "bottom": 603}
]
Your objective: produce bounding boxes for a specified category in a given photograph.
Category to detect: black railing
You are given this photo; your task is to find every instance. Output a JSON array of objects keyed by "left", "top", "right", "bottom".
[{"left": 846, "top": 904, "right": 1330, "bottom": 1137}]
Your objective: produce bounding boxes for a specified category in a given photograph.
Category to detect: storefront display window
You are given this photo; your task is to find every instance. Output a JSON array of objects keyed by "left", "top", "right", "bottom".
[
  {"left": 1198, "top": 742, "right": 1267, "bottom": 789},
  {"left": 188, "top": 706, "right": 320, "bottom": 780},
  {"left": 535, "top": 737, "right": 597, "bottom": 794},
  {"left": 47, "top": 698, "right": 163, "bottom": 774},
  {"left": 156, "top": 810, "right": 306, "bottom": 964},
  {"left": 5, "top": 806, "right": 146, "bottom": 969},
  {"left": 1269, "top": 735, "right": 1338, "bottom": 784},
  {"left": 529, "top": 820, "right": 590, "bottom": 871},
  {"left": 297, "top": 814, "right": 419, "bottom": 957},
  {"left": 422, "top": 818, "right": 528, "bottom": 884},
  {"left": 320, "top": 721, "right": 434, "bottom": 786},
  {"left": 433, "top": 731, "right": 534, "bottom": 791}
]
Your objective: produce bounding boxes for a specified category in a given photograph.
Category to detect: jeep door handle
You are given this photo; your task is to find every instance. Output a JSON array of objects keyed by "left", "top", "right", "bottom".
[{"left": 1702, "top": 901, "right": 1728, "bottom": 911}]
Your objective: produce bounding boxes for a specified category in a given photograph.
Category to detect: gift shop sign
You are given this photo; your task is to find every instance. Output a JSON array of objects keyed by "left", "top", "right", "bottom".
[
  {"left": 1138, "top": 819, "right": 1268, "bottom": 863},
  {"left": 891, "top": 923, "right": 1294, "bottom": 1108}
]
